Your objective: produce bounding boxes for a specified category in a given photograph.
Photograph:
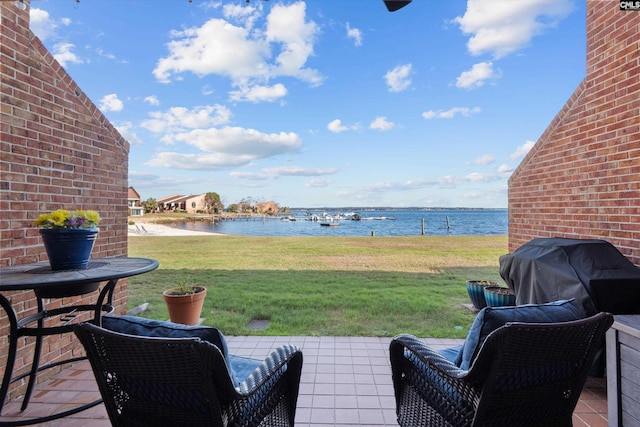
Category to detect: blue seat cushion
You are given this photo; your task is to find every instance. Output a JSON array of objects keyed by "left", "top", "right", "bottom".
[
  {"left": 438, "top": 345, "right": 463, "bottom": 364},
  {"left": 228, "top": 355, "right": 262, "bottom": 385},
  {"left": 101, "top": 316, "right": 254, "bottom": 386},
  {"left": 457, "top": 298, "right": 585, "bottom": 370}
]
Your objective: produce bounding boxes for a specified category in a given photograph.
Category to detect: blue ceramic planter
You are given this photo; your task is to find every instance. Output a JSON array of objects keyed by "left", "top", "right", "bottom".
[
  {"left": 466, "top": 280, "right": 496, "bottom": 310},
  {"left": 40, "top": 228, "right": 99, "bottom": 270},
  {"left": 484, "top": 286, "right": 516, "bottom": 307}
]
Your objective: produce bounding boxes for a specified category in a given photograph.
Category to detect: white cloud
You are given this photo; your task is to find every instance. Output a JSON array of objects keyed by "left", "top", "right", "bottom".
[
  {"left": 146, "top": 152, "right": 253, "bottom": 170},
  {"left": 422, "top": 106, "right": 481, "bottom": 119},
  {"left": 128, "top": 171, "right": 207, "bottom": 193},
  {"left": 115, "top": 122, "right": 143, "bottom": 146},
  {"left": 352, "top": 170, "right": 508, "bottom": 199},
  {"left": 153, "top": 18, "right": 264, "bottom": 83},
  {"left": 141, "top": 105, "right": 232, "bottom": 134},
  {"left": 362, "top": 176, "right": 461, "bottom": 193},
  {"left": 144, "top": 96, "right": 160, "bottom": 106},
  {"left": 263, "top": 166, "right": 338, "bottom": 176},
  {"left": 153, "top": 1, "right": 323, "bottom": 101},
  {"left": 128, "top": 170, "right": 161, "bottom": 183},
  {"left": 327, "top": 119, "right": 358, "bottom": 133},
  {"left": 384, "top": 64, "right": 412, "bottom": 92},
  {"left": 455, "top": 61, "right": 500, "bottom": 89},
  {"left": 369, "top": 116, "right": 395, "bottom": 131},
  {"left": 229, "top": 83, "right": 287, "bottom": 103},
  {"left": 222, "top": 2, "right": 261, "bottom": 24},
  {"left": 467, "top": 172, "right": 497, "bottom": 182},
  {"left": 231, "top": 166, "right": 339, "bottom": 180},
  {"left": 30, "top": 8, "right": 59, "bottom": 41},
  {"left": 454, "top": 0, "right": 573, "bottom": 58},
  {"left": 52, "top": 42, "right": 82, "bottom": 67},
  {"left": 99, "top": 93, "right": 123, "bottom": 112},
  {"left": 30, "top": 9, "right": 81, "bottom": 67},
  {"left": 346, "top": 22, "right": 363, "bottom": 47},
  {"left": 469, "top": 154, "right": 495, "bottom": 165},
  {"left": 95, "top": 47, "right": 127, "bottom": 64},
  {"left": 141, "top": 103, "right": 302, "bottom": 171},
  {"left": 266, "top": 2, "right": 320, "bottom": 79},
  {"left": 498, "top": 163, "right": 514, "bottom": 173},
  {"left": 173, "top": 127, "right": 301, "bottom": 158},
  {"left": 146, "top": 127, "right": 302, "bottom": 171},
  {"left": 511, "top": 140, "right": 535, "bottom": 159},
  {"left": 306, "top": 179, "right": 332, "bottom": 188},
  {"left": 228, "top": 171, "right": 271, "bottom": 180}
]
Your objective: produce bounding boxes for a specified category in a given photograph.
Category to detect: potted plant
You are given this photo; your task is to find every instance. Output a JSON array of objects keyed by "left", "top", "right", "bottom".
[
  {"left": 33, "top": 209, "right": 101, "bottom": 271},
  {"left": 163, "top": 278, "right": 207, "bottom": 325},
  {"left": 466, "top": 280, "right": 496, "bottom": 310},
  {"left": 483, "top": 285, "right": 516, "bottom": 307}
]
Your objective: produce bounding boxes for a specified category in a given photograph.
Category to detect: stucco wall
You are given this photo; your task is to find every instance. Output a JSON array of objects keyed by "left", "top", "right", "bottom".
[
  {"left": 508, "top": 1, "right": 640, "bottom": 266},
  {"left": 1, "top": 2, "right": 130, "bottom": 403}
]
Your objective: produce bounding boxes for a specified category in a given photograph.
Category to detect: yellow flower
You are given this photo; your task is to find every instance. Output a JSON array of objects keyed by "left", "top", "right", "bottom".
[
  {"left": 33, "top": 213, "right": 48, "bottom": 227},
  {"left": 78, "top": 210, "right": 101, "bottom": 226},
  {"left": 49, "top": 210, "right": 70, "bottom": 227},
  {"left": 33, "top": 209, "right": 101, "bottom": 229}
]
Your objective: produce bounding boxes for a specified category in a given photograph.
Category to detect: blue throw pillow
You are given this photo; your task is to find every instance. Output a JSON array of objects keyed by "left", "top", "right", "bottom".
[{"left": 457, "top": 298, "right": 585, "bottom": 370}]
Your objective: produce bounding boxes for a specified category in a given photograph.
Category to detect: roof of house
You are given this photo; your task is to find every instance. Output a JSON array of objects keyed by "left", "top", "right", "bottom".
[
  {"left": 157, "top": 194, "right": 184, "bottom": 203},
  {"left": 128, "top": 187, "right": 141, "bottom": 200}
]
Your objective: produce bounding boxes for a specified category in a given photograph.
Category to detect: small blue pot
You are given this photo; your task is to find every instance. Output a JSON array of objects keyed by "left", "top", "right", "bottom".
[
  {"left": 466, "top": 280, "right": 495, "bottom": 310},
  {"left": 40, "top": 227, "right": 99, "bottom": 270},
  {"left": 484, "top": 286, "right": 516, "bottom": 307}
]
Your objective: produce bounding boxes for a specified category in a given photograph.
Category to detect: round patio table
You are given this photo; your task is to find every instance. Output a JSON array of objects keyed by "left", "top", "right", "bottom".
[{"left": 0, "top": 257, "right": 159, "bottom": 426}]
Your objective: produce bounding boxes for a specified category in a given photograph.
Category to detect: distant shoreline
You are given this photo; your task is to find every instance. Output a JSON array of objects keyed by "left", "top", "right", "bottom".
[
  {"left": 288, "top": 207, "right": 507, "bottom": 211},
  {"left": 128, "top": 208, "right": 508, "bottom": 237}
]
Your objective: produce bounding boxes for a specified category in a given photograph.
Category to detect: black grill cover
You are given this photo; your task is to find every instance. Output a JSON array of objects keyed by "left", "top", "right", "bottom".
[{"left": 499, "top": 238, "right": 640, "bottom": 316}]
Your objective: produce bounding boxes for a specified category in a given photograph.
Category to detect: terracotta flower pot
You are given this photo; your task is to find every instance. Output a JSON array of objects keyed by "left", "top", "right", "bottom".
[{"left": 163, "top": 286, "right": 207, "bottom": 325}]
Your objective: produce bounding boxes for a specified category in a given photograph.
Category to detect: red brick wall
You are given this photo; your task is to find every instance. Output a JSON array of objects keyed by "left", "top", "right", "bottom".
[
  {"left": 1, "top": 2, "right": 130, "bottom": 403},
  {"left": 508, "top": 0, "right": 640, "bottom": 266}
]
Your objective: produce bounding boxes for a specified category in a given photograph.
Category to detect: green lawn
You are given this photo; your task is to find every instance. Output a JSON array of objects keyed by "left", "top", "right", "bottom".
[{"left": 127, "top": 235, "right": 508, "bottom": 338}]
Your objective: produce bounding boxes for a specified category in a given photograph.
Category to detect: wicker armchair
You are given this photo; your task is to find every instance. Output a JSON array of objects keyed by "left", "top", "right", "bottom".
[
  {"left": 390, "top": 312, "right": 613, "bottom": 427},
  {"left": 75, "top": 321, "right": 303, "bottom": 427}
]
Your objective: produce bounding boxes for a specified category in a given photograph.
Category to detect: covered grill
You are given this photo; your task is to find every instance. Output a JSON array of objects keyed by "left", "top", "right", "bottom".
[{"left": 499, "top": 238, "right": 640, "bottom": 316}]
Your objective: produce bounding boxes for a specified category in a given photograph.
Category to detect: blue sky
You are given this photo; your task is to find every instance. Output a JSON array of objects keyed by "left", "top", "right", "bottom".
[{"left": 30, "top": 0, "right": 586, "bottom": 208}]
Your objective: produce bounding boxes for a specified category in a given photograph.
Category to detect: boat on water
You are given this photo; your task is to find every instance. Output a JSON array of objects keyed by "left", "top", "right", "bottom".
[
  {"left": 286, "top": 211, "right": 395, "bottom": 224},
  {"left": 305, "top": 213, "right": 320, "bottom": 221}
]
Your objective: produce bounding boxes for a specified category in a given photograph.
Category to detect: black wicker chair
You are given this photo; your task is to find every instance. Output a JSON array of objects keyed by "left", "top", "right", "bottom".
[
  {"left": 390, "top": 312, "right": 613, "bottom": 427},
  {"left": 75, "top": 321, "right": 303, "bottom": 427}
]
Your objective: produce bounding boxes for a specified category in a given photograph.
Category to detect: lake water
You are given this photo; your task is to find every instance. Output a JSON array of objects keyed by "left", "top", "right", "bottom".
[{"left": 173, "top": 208, "right": 508, "bottom": 237}]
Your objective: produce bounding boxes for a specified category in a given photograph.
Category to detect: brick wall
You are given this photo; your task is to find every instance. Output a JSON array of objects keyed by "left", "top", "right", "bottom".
[
  {"left": 508, "top": 0, "right": 640, "bottom": 266},
  {"left": 1, "top": 2, "right": 130, "bottom": 403}
]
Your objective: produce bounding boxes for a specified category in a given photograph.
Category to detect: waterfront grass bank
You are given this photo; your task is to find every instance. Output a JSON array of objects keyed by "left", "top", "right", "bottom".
[{"left": 128, "top": 235, "right": 508, "bottom": 338}]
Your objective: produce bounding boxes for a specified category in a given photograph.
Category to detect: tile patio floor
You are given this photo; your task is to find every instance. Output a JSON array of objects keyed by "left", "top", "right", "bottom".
[{"left": 0, "top": 336, "right": 609, "bottom": 426}]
